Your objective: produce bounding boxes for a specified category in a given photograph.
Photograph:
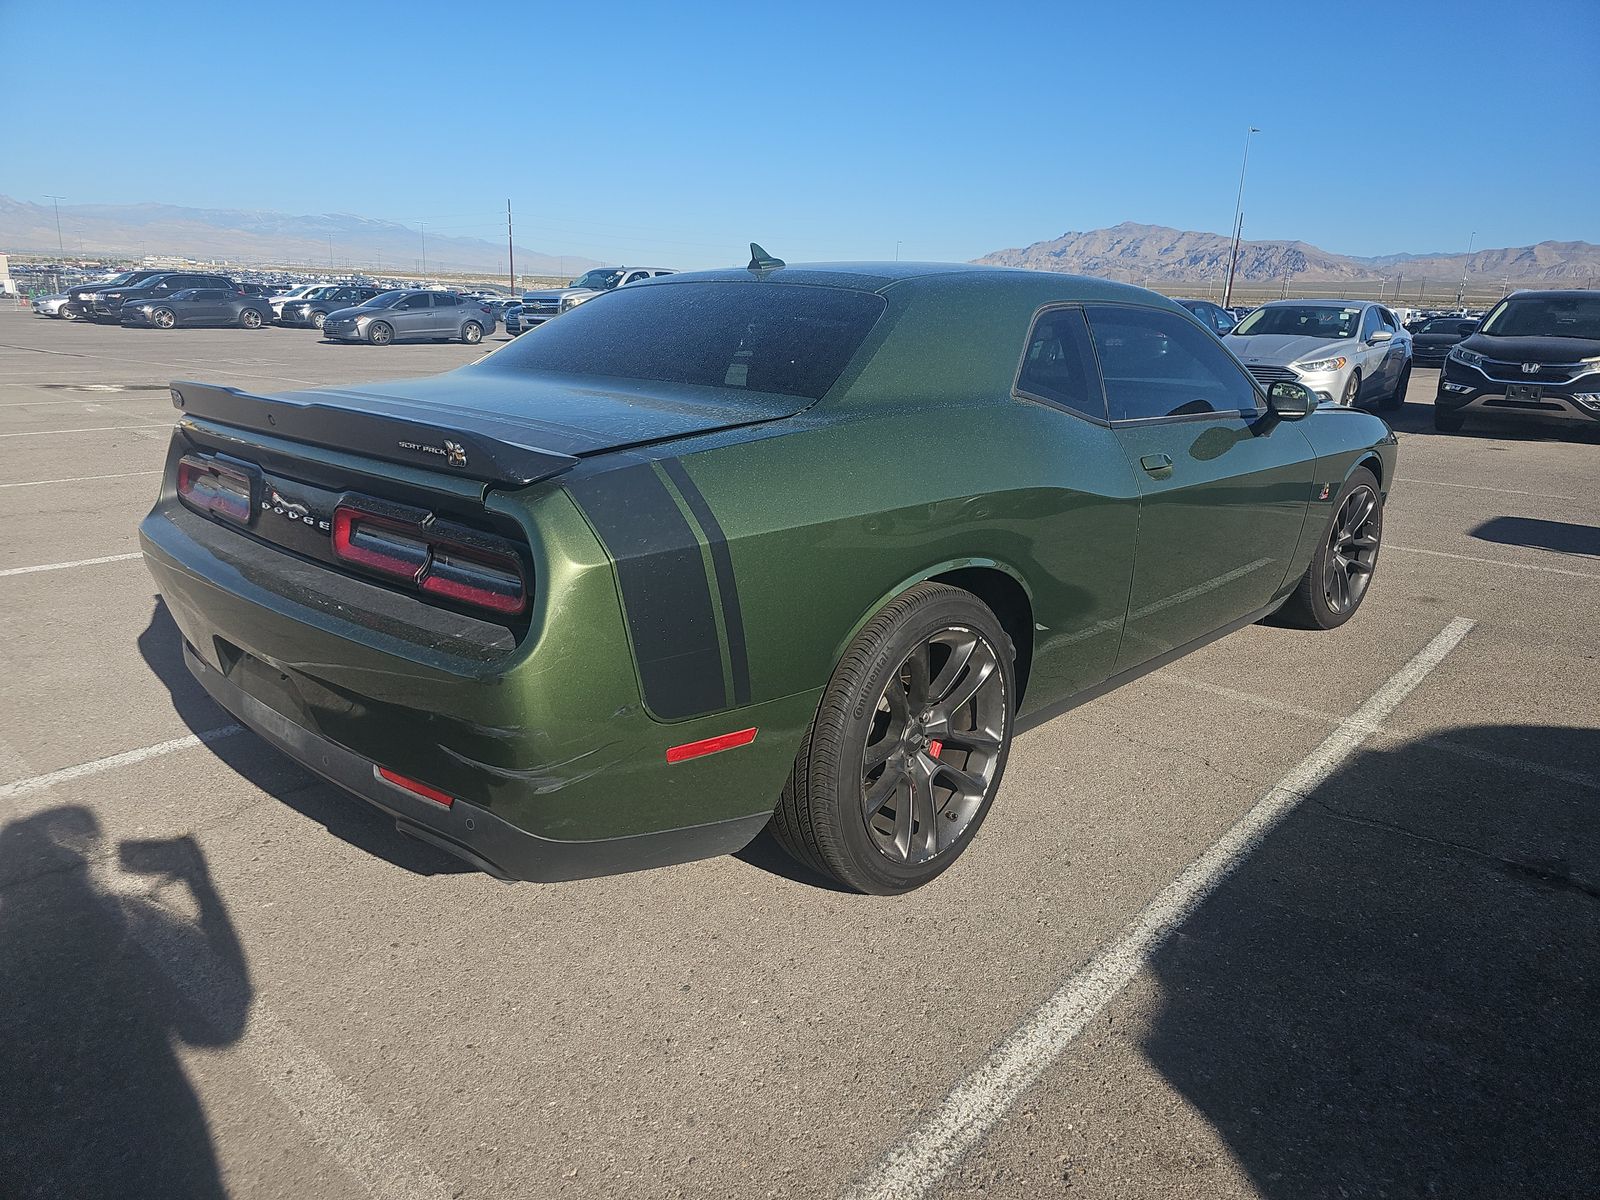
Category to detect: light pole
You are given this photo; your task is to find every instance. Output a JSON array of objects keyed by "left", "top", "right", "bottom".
[
  {"left": 1455, "top": 230, "right": 1476, "bottom": 306},
  {"left": 506, "top": 200, "right": 515, "bottom": 294},
  {"left": 895, "top": 241, "right": 902, "bottom": 262},
  {"left": 1221, "top": 127, "right": 1260, "bottom": 310},
  {"left": 46, "top": 195, "right": 66, "bottom": 256}
]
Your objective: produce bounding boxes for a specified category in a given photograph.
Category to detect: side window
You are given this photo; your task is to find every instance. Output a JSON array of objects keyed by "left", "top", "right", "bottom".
[
  {"left": 1084, "top": 305, "right": 1260, "bottom": 421},
  {"left": 624, "top": 271, "right": 650, "bottom": 285},
  {"left": 1358, "top": 307, "right": 1382, "bottom": 340},
  {"left": 1379, "top": 308, "right": 1399, "bottom": 333},
  {"left": 397, "top": 294, "right": 427, "bottom": 310},
  {"left": 432, "top": 293, "right": 459, "bottom": 307},
  {"left": 1015, "top": 307, "right": 1107, "bottom": 422}
]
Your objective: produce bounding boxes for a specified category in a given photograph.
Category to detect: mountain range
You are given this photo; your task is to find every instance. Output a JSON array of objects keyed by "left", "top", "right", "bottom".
[
  {"left": 0, "top": 195, "right": 599, "bottom": 276},
  {"left": 976, "top": 222, "right": 1600, "bottom": 287}
]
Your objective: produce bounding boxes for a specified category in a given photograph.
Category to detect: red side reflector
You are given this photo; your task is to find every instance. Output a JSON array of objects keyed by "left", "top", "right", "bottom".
[
  {"left": 376, "top": 766, "right": 455, "bottom": 807},
  {"left": 665, "top": 727, "right": 757, "bottom": 764}
]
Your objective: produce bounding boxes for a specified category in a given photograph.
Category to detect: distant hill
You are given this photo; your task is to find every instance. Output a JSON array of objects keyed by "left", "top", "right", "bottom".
[
  {"left": 0, "top": 195, "right": 601, "bottom": 275},
  {"left": 976, "top": 222, "right": 1600, "bottom": 287}
]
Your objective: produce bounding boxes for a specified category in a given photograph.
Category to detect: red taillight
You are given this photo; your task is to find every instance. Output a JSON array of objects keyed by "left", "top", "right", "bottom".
[
  {"left": 331, "top": 501, "right": 528, "bottom": 616},
  {"left": 375, "top": 766, "right": 454, "bottom": 807},
  {"left": 666, "top": 727, "right": 758, "bottom": 764},
  {"left": 176, "top": 454, "right": 253, "bottom": 524}
]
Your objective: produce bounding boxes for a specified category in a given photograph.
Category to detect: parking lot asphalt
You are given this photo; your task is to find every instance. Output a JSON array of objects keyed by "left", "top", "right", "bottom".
[{"left": 1, "top": 307, "right": 1596, "bottom": 1200}]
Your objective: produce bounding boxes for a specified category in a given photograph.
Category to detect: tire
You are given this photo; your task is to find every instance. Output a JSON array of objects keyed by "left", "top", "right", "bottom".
[
  {"left": 1275, "top": 467, "right": 1383, "bottom": 630},
  {"left": 1379, "top": 363, "right": 1409, "bottom": 412},
  {"left": 461, "top": 321, "right": 483, "bottom": 345},
  {"left": 367, "top": 321, "right": 393, "bottom": 346},
  {"left": 239, "top": 308, "right": 263, "bottom": 329},
  {"left": 769, "top": 582, "right": 1016, "bottom": 894},
  {"left": 151, "top": 308, "right": 176, "bottom": 330},
  {"left": 1341, "top": 370, "right": 1361, "bottom": 407},
  {"left": 1433, "top": 405, "right": 1465, "bottom": 433},
  {"left": 311, "top": 310, "right": 328, "bottom": 329},
  {"left": 60, "top": 307, "right": 81, "bottom": 322}
]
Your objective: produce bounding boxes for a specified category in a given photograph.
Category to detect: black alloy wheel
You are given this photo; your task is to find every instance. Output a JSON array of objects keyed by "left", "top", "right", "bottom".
[{"left": 1324, "top": 483, "right": 1380, "bottom": 616}]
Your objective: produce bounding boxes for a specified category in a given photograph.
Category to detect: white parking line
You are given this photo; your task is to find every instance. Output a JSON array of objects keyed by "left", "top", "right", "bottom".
[
  {"left": 1396, "top": 476, "right": 1586, "bottom": 505},
  {"left": 1390, "top": 545, "right": 1599, "bottom": 579},
  {"left": 843, "top": 617, "right": 1476, "bottom": 1200},
  {"left": 0, "top": 726, "right": 243, "bottom": 801},
  {"left": 0, "top": 552, "right": 143, "bottom": 578},
  {"left": 0, "top": 423, "right": 169, "bottom": 438},
  {"left": 0, "top": 470, "right": 160, "bottom": 490}
]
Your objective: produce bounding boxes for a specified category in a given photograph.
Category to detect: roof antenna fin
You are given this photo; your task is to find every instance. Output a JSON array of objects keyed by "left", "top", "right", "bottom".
[{"left": 748, "top": 243, "right": 785, "bottom": 271}]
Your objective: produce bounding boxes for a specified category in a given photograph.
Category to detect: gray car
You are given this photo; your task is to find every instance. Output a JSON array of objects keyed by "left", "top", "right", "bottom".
[
  {"left": 1226, "top": 299, "right": 1412, "bottom": 410},
  {"left": 280, "top": 285, "right": 383, "bottom": 329},
  {"left": 31, "top": 293, "right": 75, "bottom": 319},
  {"left": 321, "top": 290, "right": 491, "bottom": 346}
]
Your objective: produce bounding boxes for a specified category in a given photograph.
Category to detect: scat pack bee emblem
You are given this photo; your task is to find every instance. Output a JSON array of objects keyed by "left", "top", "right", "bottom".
[{"left": 397, "top": 438, "right": 469, "bottom": 469}]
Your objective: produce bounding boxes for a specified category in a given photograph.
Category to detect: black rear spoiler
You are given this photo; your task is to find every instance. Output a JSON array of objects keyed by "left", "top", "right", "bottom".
[{"left": 168, "top": 381, "right": 580, "bottom": 487}]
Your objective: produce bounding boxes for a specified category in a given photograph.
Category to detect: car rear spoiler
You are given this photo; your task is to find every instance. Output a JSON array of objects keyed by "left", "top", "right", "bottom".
[{"left": 168, "top": 381, "right": 581, "bottom": 488}]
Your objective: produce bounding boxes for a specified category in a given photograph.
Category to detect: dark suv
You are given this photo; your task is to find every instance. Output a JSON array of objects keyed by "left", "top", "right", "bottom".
[
  {"left": 63, "top": 269, "right": 168, "bottom": 319},
  {"left": 1435, "top": 290, "right": 1600, "bottom": 432},
  {"left": 91, "top": 272, "right": 239, "bottom": 321}
]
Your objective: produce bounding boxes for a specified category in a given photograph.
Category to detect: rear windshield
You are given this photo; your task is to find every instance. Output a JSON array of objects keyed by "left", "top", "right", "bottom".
[
  {"left": 1232, "top": 305, "right": 1361, "bottom": 340},
  {"left": 1480, "top": 295, "right": 1600, "bottom": 340},
  {"left": 485, "top": 281, "right": 888, "bottom": 400}
]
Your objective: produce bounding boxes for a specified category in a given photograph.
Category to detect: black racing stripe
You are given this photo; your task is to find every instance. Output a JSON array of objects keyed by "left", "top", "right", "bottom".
[
  {"left": 567, "top": 463, "right": 728, "bottom": 720},
  {"left": 660, "top": 458, "right": 751, "bottom": 707}
]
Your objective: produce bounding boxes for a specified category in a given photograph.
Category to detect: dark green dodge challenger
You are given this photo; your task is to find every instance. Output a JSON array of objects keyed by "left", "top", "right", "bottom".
[{"left": 140, "top": 253, "right": 1396, "bottom": 893}]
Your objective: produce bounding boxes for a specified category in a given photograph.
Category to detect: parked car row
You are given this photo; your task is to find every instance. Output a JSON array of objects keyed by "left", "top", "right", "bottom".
[{"left": 31, "top": 270, "right": 499, "bottom": 344}]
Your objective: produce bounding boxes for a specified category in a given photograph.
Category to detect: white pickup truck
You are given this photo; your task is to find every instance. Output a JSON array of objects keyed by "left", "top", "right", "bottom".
[{"left": 505, "top": 266, "right": 676, "bottom": 334}]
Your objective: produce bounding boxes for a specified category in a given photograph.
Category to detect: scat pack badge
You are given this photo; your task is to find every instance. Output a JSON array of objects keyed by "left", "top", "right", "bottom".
[{"left": 397, "top": 438, "right": 469, "bottom": 469}]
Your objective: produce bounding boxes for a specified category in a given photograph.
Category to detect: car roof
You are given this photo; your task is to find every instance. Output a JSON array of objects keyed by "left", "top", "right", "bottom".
[
  {"left": 1256, "top": 298, "right": 1375, "bottom": 308},
  {"left": 626, "top": 261, "right": 1168, "bottom": 304},
  {"left": 1500, "top": 289, "right": 1600, "bottom": 300}
]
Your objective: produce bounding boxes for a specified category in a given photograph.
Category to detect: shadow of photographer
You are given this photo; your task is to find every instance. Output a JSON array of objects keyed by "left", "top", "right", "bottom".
[
  {"left": 0, "top": 808, "right": 250, "bottom": 1197},
  {"left": 1141, "top": 723, "right": 1600, "bottom": 1198}
]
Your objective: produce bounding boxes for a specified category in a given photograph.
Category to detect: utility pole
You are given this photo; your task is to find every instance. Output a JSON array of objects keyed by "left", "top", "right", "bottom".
[
  {"left": 1222, "top": 126, "right": 1260, "bottom": 310},
  {"left": 507, "top": 200, "right": 516, "bottom": 294},
  {"left": 46, "top": 195, "right": 65, "bottom": 256},
  {"left": 420, "top": 223, "right": 428, "bottom": 283},
  {"left": 1455, "top": 230, "right": 1476, "bottom": 306},
  {"left": 328, "top": 236, "right": 334, "bottom": 270}
]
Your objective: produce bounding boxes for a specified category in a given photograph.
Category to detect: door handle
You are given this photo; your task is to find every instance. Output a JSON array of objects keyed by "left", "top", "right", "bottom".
[{"left": 1140, "top": 453, "right": 1174, "bottom": 477}]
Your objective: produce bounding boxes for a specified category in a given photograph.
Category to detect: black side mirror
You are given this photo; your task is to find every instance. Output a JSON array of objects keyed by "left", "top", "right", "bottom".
[{"left": 1266, "top": 381, "right": 1316, "bottom": 420}]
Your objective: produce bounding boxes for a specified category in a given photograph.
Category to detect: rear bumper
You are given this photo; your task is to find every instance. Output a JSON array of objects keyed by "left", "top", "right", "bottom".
[{"left": 186, "top": 642, "right": 769, "bottom": 882}]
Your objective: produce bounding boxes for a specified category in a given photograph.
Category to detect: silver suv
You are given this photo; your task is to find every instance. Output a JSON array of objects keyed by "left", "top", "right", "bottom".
[{"left": 507, "top": 266, "right": 675, "bottom": 334}]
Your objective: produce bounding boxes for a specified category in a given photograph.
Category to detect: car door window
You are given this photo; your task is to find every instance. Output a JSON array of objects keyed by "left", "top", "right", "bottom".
[
  {"left": 1084, "top": 305, "right": 1260, "bottom": 421},
  {"left": 1015, "top": 307, "right": 1107, "bottom": 422},
  {"left": 624, "top": 271, "right": 651, "bottom": 285},
  {"left": 1358, "top": 307, "right": 1381, "bottom": 341},
  {"left": 432, "top": 293, "right": 458, "bottom": 307},
  {"left": 397, "top": 294, "right": 428, "bottom": 310}
]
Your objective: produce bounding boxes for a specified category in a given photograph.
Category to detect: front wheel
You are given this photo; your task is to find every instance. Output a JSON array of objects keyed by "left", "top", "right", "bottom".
[
  {"left": 239, "top": 308, "right": 263, "bottom": 329},
  {"left": 311, "top": 310, "right": 328, "bottom": 329},
  {"left": 1275, "top": 467, "right": 1382, "bottom": 630},
  {"left": 1379, "top": 363, "right": 1409, "bottom": 412},
  {"left": 769, "top": 582, "right": 1016, "bottom": 894},
  {"left": 366, "top": 321, "right": 393, "bottom": 346},
  {"left": 1341, "top": 370, "right": 1362, "bottom": 407},
  {"left": 151, "top": 308, "right": 176, "bottom": 330},
  {"left": 461, "top": 321, "right": 483, "bottom": 345}
]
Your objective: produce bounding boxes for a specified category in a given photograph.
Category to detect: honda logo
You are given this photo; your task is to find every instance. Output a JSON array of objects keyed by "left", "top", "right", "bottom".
[{"left": 1521, "top": 363, "right": 1541, "bottom": 374}]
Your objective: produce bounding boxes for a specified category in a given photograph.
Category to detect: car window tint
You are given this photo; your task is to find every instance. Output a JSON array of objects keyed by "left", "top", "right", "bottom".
[
  {"left": 436, "top": 293, "right": 460, "bottom": 307},
  {"left": 487, "top": 281, "right": 887, "bottom": 402},
  {"left": 1085, "top": 305, "right": 1259, "bottom": 421},
  {"left": 1016, "top": 307, "right": 1107, "bottom": 421},
  {"left": 397, "top": 294, "right": 427, "bottom": 310},
  {"left": 1359, "top": 307, "right": 1381, "bottom": 340}
]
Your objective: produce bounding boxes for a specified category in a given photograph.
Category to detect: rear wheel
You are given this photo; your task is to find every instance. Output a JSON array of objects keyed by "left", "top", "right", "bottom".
[
  {"left": 1341, "top": 370, "right": 1361, "bottom": 407},
  {"left": 367, "top": 321, "right": 393, "bottom": 346},
  {"left": 1379, "top": 363, "right": 1409, "bottom": 412},
  {"left": 151, "top": 308, "right": 176, "bottom": 330},
  {"left": 1275, "top": 467, "right": 1382, "bottom": 630},
  {"left": 239, "top": 308, "right": 263, "bottom": 329},
  {"left": 461, "top": 321, "right": 483, "bottom": 345},
  {"left": 769, "top": 583, "right": 1015, "bottom": 894}
]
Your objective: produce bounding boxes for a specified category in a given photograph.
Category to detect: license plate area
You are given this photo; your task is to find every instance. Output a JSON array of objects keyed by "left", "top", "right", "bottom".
[{"left": 1506, "top": 383, "right": 1542, "bottom": 401}]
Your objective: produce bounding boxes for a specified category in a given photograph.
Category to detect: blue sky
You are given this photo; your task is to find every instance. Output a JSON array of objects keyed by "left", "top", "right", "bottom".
[{"left": 3, "top": 0, "right": 1597, "bottom": 268}]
